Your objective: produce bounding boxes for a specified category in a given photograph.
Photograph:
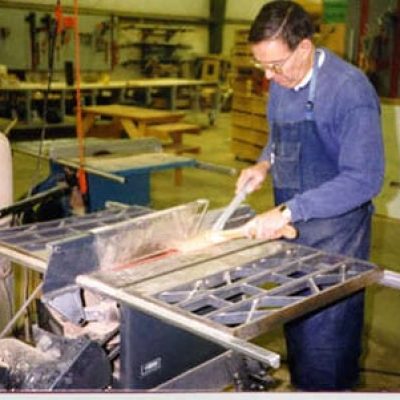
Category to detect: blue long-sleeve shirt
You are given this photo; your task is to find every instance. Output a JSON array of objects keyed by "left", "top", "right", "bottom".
[{"left": 259, "top": 48, "right": 385, "bottom": 222}]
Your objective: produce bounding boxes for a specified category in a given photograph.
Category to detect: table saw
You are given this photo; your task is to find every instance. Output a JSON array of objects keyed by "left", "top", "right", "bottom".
[
  {"left": 0, "top": 199, "right": 398, "bottom": 391},
  {"left": 12, "top": 137, "right": 234, "bottom": 213}
]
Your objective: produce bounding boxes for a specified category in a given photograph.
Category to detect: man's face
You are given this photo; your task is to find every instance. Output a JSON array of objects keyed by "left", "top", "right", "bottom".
[{"left": 251, "top": 38, "right": 312, "bottom": 89}]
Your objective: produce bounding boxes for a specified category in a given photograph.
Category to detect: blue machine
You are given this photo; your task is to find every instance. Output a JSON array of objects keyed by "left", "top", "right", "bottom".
[{"left": 13, "top": 137, "right": 197, "bottom": 214}]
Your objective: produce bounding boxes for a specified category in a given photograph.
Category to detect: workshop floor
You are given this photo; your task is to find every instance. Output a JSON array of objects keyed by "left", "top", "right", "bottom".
[{"left": 10, "top": 111, "right": 400, "bottom": 393}]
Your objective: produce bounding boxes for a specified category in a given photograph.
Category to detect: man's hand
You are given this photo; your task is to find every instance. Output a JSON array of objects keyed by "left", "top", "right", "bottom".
[
  {"left": 244, "top": 205, "right": 295, "bottom": 240},
  {"left": 236, "top": 160, "right": 270, "bottom": 195}
]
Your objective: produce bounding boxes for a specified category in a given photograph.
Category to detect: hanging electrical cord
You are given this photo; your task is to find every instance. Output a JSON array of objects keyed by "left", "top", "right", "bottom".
[
  {"left": 12, "top": 6, "right": 59, "bottom": 230},
  {"left": 8, "top": 1, "right": 76, "bottom": 340},
  {"left": 16, "top": 0, "right": 87, "bottom": 223},
  {"left": 72, "top": 0, "right": 88, "bottom": 200},
  {"left": 26, "top": 14, "right": 58, "bottom": 200},
  {"left": 9, "top": 4, "right": 60, "bottom": 341}
]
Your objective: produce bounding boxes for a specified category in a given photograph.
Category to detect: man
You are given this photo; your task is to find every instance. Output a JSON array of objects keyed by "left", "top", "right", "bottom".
[{"left": 236, "top": 0, "right": 384, "bottom": 391}]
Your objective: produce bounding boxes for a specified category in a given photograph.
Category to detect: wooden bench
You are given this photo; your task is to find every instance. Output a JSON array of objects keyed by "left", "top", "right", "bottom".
[
  {"left": 145, "top": 122, "right": 202, "bottom": 185},
  {"left": 81, "top": 104, "right": 185, "bottom": 138}
]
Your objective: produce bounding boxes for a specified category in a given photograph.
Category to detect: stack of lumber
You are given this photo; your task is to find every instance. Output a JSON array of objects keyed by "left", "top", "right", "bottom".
[{"left": 230, "top": 29, "right": 269, "bottom": 162}]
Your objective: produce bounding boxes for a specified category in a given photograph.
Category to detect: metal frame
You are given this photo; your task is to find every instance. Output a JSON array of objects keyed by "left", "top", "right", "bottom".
[
  {"left": 0, "top": 204, "right": 151, "bottom": 273},
  {"left": 154, "top": 244, "right": 381, "bottom": 339},
  {"left": 0, "top": 199, "right": 397, "bottom": 388},
  {"left": 77, "top": 239, "right": 382, "bottom": 367}
]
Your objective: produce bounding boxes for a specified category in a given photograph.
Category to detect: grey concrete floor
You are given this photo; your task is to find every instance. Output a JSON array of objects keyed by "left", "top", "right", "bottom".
[{"left": 10, "top": 111, "right": 400, "bottom": 392}]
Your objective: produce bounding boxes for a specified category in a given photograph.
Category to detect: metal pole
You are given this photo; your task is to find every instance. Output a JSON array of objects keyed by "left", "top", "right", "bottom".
[
  {"left": 56, "top": 157, "right": 126, "bottom": 183},
  {"left": 379, "top": 269, "right": 400, "bottom": 290},
  {"left": 195, "top": 160, "right": 237, "bottom": 176},
  {"left": 0, "top": 282, "right": 43, "bottom": 339},
  {"left": 389, "top": 0, "right": 400, "bottom": 97}
]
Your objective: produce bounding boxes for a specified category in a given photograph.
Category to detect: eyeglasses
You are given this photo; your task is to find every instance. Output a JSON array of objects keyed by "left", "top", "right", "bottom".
[
  {"left": 253, "top": 5, "right": 295, "bottom": 75},
  {"left": 253, "top": 49, "right": 297, "bottom": 75}
]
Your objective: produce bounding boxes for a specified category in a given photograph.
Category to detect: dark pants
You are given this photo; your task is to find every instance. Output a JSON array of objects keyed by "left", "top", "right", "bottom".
[
  {"left": 284, "top": 290, "right": 365, "bottom": 391},
  {"left": 281, "top": 205, "right": 372, "bottom": 391}
]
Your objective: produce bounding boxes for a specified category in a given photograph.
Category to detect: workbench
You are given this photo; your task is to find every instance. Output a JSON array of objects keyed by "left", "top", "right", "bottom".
[
  {"left": 125, "top": 78, "right": 220, "bottom": 116},
  {"left": 0, "top": 78, "right": 220, "bottom": 127},
  {"left": 0, "top": 81, "right": 126, "bottom": 125}
]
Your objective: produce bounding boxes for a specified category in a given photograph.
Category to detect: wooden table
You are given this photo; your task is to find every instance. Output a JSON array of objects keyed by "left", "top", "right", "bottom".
[
  {"left": 125, "top": 78, "right": 220, "bottom": 112},
  {"left": 0, "top": 78, "right": 220, "bottom": 127},
  {"left": 0, "top": 81, "right": 127, "bottom": 125},
  {"left": 81, "top": 104, "right": 185, "bottom": 138}
]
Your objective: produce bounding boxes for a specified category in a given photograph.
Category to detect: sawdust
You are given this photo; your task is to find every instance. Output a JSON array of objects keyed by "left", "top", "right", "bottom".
[
  {"left": 175, "top": 223, "right": 297, "bottom": 253},
  {"left": 175, "top": 228, "right": 245, "bottom": 253}
]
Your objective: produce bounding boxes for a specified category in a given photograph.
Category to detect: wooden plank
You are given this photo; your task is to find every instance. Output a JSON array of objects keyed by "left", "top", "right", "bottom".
[
  {"left": 381, "top": 97, "right": 400, "bottom": 106},
  {"left": 231, "top": 111, "right": 268, "bottom": 133},
  {"left": 146, "top": 122, "right": 201, "bottom": 135},
  {"left": 126, "top": 78, "right": 218, "bottom": 88},
  {"left": 80, "top": 152, "right": 194, "bottom": 172},
  {"left": 231, "top": 139, "right": 263, "bottom": 162},
  {"left": 85, "top": 123, "right": 122, "bottom": 139},
  {"left": 232, "top": 55, "right": 254, "bottom": 68},
  {"left": 0, "top": 81, "right": 127, "bottom": 91},
  {"left": 232, "top": 44, "right": 251, "bottom": 55},
  {"left": 232, "top": 95, "right": 267, "bottom": 115},
  {"left": 120, "top": 118, "right": 141, "bottom": 138},
  {"left": 234, "top": 29, "right": 250, "bottom": 45},
  {"left": 317, "top": 23, "right": 346, "bottom": 58},
  {"left": 231, "top": 79, "right": 253, "bottom": 96},
  {"left": 81, "top": 105, "right": 187, "bottom": 139},
  {"left": 82, "top": 104, "right": 185, "bottom": 123},
  {"left": 82, "top": 113, "right": 96, "bottom": 136},
  {"left": 231, "top": 126, "right": 268, "bottom": 147}
]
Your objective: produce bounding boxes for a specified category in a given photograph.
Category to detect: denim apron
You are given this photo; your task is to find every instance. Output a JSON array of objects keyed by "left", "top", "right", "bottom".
[{"left": 270, "top": 50, "right": 372, "bottom": 391}]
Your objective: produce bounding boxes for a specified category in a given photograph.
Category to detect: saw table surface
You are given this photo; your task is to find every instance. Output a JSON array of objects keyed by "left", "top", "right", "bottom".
[
  {"left": 12, "top": 138, "right": 195, "bottom": 173},
  {"left": 0, "top": 204, "right": 152, "bottom": 273},
  {"left": 77, "top": 235, "right": 382, "bottom": 364},
  {"left": 81, "top": 152, "right": 193, "bottom": 173},
  {"left": 0, "top": 199, "right": 385, "bottom": 367}
]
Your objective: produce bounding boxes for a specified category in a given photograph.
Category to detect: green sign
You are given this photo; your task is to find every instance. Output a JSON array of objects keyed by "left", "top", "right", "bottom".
[{"left": 323, "top": 0, "right": 348, "bottom": 23}]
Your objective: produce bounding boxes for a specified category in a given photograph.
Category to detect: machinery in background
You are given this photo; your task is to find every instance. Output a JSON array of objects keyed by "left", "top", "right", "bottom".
[{"left": 12, "top": 137, "right": 236, "bottom": 219}]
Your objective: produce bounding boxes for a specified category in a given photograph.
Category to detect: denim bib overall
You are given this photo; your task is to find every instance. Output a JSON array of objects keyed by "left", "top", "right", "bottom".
[{"left": 270, "top": 51, "right": 372, "bottom": 390}]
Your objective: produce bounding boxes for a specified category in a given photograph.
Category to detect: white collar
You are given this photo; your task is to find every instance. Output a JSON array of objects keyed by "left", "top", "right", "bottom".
[{"left": 293, "top": 49, "right": 325, "bottom": 91}]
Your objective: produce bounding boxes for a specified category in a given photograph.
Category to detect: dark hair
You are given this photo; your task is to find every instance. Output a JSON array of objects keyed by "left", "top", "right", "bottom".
[{"left": 248, "top": 1, "right": 315, "bottom": 50}]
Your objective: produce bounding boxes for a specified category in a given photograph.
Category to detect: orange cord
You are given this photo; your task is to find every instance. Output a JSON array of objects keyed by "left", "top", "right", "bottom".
[{"left": 72, "top": 0, "right": 87, "bottom": 195}]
